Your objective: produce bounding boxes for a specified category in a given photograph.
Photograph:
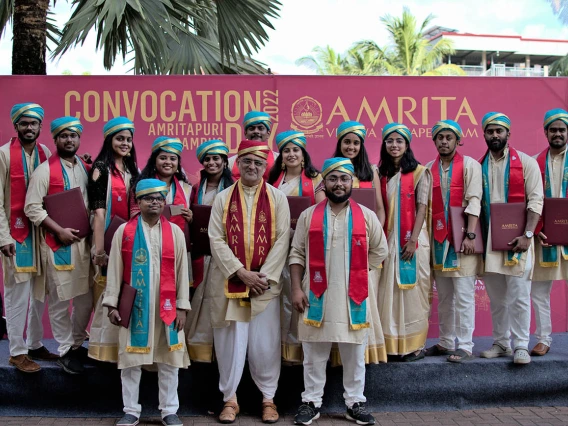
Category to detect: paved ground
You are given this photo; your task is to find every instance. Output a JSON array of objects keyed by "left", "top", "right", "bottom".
[{"left": 2, "top": 407, "right": 568, "bottom": 426}]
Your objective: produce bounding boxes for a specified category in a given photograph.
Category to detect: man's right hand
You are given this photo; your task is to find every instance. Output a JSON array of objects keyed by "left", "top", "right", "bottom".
[
  {"left": 108, "top": 308, "right": 122, "bottom": 326},
  {"left": 0, "top": 243, "right": 15, "bottom": 257},
  {"left": 292, "top": 288, "right": 309, "bottom": 313},
  {"left": 236, "top": 268, "right": 269, "bottom": 296},
  {"left": 57, "top": 228, "right": 81, "bottom": 246}
]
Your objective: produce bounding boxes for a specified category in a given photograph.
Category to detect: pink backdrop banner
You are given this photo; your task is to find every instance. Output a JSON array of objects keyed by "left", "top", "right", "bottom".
[{"left": 0, "top": 75, "right": 566, "bottom": 338}]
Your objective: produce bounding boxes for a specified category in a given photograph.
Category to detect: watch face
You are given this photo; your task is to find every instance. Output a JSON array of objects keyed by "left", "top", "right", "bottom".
[
  {"left": 467, "top": 232, "right": 476, "bottom": 240},
  {"left": 525, "top": 231, "right": 534, "bottom": 238}
]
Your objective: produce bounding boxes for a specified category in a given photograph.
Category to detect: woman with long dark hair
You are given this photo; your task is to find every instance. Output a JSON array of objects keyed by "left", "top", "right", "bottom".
[
  {"left": 332, "top": 121, "right": 386, "bottom": 225},
  {"left": 87, "top": 116, "right": 138, "bottom": 362},
  {"left": 186, "top": 139, "right": 233, "bottom": 363},
  {"left": 377, "top": 123, "right": 432, "bottom": 362}
]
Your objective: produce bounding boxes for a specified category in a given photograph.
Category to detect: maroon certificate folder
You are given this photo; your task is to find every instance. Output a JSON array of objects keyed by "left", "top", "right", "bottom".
[
  {"left": 190, "top": 205, "right": 212, "bottom": 258},
  {"left": 543, "top": 198, "right": 568, "bottom": 246},
  {"left": 162, "top": 205, "right": 191, "bottom": 250},
  {"left": 104, "top": 215, "right": 127, "bottom": 255},
  {"left": 448, "top": 206, "right": 484, "bottom": 254},
  {"left": 350, "top": 188, "right": 377, "bottom": 213},
  {"left": 43, "top": 187, "right": 90, "bottom": 240},
  {"left": 118, "top": 281, "right": 137, "bottom": 328},
  {"left": 287, "top": 196, "right": 312, "bottom": 230},
  {"left": 489, "top": 202, "right": 527, "bottom": 251}
]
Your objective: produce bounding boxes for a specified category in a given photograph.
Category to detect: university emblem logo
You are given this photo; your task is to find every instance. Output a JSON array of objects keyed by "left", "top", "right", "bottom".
[
  {"left": 290, "top": 96, "right": 323, "bottom": 135},
  {"left": 404, "top": 230, "right": 412, "bottom": 241},
  {"left": 313, "top": 271, "right": 323, "bottom": 283},
  {"left": 512, "top": 156, "right": 517, "bottom": 160},
  {"left": 134, "top": 248, "right": 148, "bottom": 265},
  {"left": 230, "top": 201, "right": 238, "bottom": 213},
  {"left": 163, "top": 299, "right": 173, "bottom": 311},
  {"left": 436, "top": 219, "right": 444, "bottom": 231},
  {"left": 355, "top": 239, "right": 361, "bottom": 246},
  {"left": 117, "top": 195, "right": 122, "bottom": 202},
  {"left": 14, "top": 217, "right": 25, "bottom": 229},
  {"left": 259, "top": 211, "right": 267, "bottom": 223}
]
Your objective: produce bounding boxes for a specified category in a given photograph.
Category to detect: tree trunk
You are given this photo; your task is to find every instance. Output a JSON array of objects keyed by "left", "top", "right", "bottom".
[{"left": 12, "top": 0, "right": 49, "bottom": 75}]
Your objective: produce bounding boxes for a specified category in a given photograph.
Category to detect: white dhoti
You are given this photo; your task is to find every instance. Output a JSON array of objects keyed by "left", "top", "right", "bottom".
[
  {"left": 213, "top": 297, "right": 281, "bottom": 401},
  {"left": 121, "top": 363, "right": 179, "bottom": 418},
  {"left": 530, "top": 280, "right": 553, "bottom": 346},
  {"left": 435, "top": 275, "right": 476, "bottom": 353}
]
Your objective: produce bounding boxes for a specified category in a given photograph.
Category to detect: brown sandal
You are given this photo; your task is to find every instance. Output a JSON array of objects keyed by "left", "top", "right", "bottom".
[
  {"left": 219, "top": 401, "right": 240, "bottom": 424},
  {"left": 262, "top": 402, "right": 279, "bottom": 424}
]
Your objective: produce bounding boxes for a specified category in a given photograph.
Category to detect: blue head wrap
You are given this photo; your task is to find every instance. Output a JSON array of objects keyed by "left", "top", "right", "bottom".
[
  {"left": 152, "top": 136, "right": 183, "bottom": 156},
  {"left": 243, "top": 111, "right": 271, "bottom": 131},
  {"left": 321, "top": 157, "right": 355, "bottom": 178},
  {"left": 50, "top": 116, "right": 83, "bottom": 138},
  {"left": 135, "top": 178, "right": 169, "bottom": 199},
  {"left": 11, "top": 103, "right": 44, "bottom": 124},
  {"left": 104, "top": 117, "right": 135, "bottom": 139},
  {"left": 544, "top": 108, "right": 568, "bottom": 130},
  {"left": 276, "top": 130, "right": 306, "bottom": 151},
  {"left": 196, "top": 139, "right": 229, "bottom": 163},
  {"left": 382, "top": 123, "right": 412, "bottom": 144},
  {"left": 482, "top": 112, "right": 510, "bottom": 131},
  {"left": 432, "top": 120, "right": 463, "bottom": 140},
  {"left": 337, "top": 121, "right": 366, "bottom": 142}
]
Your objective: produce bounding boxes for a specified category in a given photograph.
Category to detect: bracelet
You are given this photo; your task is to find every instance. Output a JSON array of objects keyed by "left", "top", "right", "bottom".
[
  {"left": 107, "top": 309, "right": 116, "bottom": 317},
  {"left": 94, "top": 252, "right": 107, "bottom": 258}
]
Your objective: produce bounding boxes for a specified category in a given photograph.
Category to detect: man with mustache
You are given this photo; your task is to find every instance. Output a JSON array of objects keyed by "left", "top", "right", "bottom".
[
  {"left": 530, "top": 108, "right": 568, "bottom": 357},
  {"left": 478, "top": 112, "right": 543, "bottom": 365}
]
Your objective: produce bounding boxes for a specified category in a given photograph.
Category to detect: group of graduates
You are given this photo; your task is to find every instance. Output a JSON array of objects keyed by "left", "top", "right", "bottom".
[{"left": 1, "top": 102, "right": 566, "bottom": 426}]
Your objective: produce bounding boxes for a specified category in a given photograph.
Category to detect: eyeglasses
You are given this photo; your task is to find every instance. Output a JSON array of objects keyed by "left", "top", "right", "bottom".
[
  {"left": 240, "top": 158, "right": 266, "bottom": 168},
  {"left": 325, "top": 176, "right": 353, "bottom": 184},
  {"left": 17, "top": 120, "right": 40, "bottom": 129},
  {"left": 141, "top": 196, "right": 165, "bottom": 204}
]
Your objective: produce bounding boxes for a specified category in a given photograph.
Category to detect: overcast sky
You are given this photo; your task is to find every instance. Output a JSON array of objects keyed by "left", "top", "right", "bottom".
[{"left": 0, "top": 0, "right": 567, "bottom": 75}]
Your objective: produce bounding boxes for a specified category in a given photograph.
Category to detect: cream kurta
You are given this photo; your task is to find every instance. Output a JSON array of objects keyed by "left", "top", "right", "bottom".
[
  {"left": 482, "top": 147, "right": 543, "bottom": 278},
  {"left": 103, "top": 219, "right": 191, "bottom": 369},
  {"left": 24, "top": 157, "right": 91, "bottom": 302},
  {"left": 290, "top": 202, "right": 387, "bottom": 345},
  {"left": 378, "top": 166, "right": 433, "bottom": 355},
  {"left": 0, "top": 141, "right": 51, "bottom": 283},
  {"left": 533, "top": 148, "right": 568, "bottom": 280},
  {"left": 208, "top": 181, "right": 290, "bottom": 328},
  {"left": 426, "top": 155, "right": 483, "bottom": 277}
]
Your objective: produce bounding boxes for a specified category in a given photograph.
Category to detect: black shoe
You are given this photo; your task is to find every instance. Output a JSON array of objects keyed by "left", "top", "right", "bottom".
[
  {"left": 116, "top": 414, "right": 139, "bottom": 426},
  {"left": 70, "top": 345, "right": 89, "bottom": 361},
  {"left": 345, "top": 403, "right": 375, "bottom": 425},
  {"left": 28, "top": 346, "right": 59, "bottom": 361},
  {"left": 57, "top": 352, "right": 85, "bottom": 374},
  {"left": 162, "top": 414, "right": 183, "bottom": 426},
  {"left": 294, "top": 402, "right": 320, "bottom": 425}
]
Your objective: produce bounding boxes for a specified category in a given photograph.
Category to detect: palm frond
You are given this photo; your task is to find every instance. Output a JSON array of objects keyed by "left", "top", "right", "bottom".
[{"left": 0, "top": 0, "right": 13, "bottom": 38}]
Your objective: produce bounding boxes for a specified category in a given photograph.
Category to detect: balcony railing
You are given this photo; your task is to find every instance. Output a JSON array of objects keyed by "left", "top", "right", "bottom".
[{"left": 457, "top": 64, "right": 547, "bottom": 77}]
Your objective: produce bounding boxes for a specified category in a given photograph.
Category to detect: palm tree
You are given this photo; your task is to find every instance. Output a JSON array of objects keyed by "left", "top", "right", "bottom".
[
  {"left": 295, "top": 45, "right": 351, "bottom": 75},
  {"left": 547, "top": 0, "right": 568, "bottom": 75},
  {"left": 0, "top": 0, "right": 281, "bottom": 75}
]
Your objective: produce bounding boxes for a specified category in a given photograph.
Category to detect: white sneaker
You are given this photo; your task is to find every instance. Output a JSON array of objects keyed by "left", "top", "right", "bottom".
[
  {"left": 480, "top": 344, "right": 512, "bottom": 359},
  {"left": 513, "top": 348, "right": 531, "bottom": 364}
]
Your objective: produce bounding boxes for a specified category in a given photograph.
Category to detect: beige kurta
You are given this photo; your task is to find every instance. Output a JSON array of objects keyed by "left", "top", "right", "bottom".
[
  {"left": 482, "top": 147, "right": 543, "bottom": 278},
  {"left": 378, "top": 165, "right": 433, "bottom": 355},
  {"left": 426, "top": 155, "right": 483, "bottom": 277},
  {"left": 24, "top": 157, "right": 92, "bottom": 302},
  {"left": 208, "top": 181, "right": 290, "bottom": 328},
  {"left": 0, "top": 141, "right": 51, "bottom": 284},
  {"left": 533, "top": 148, "right": 568, "bottom": 280},
  {"left": 289, "top": 202, "right": 388, "bottom": 360},
  {"left": 102, "top": 219, "right": 191, "bottom": 369}
]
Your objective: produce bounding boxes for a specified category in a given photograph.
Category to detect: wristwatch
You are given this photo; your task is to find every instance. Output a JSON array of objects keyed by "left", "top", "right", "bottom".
[
  {"left": 466, "top": 232, "right": 476, "bottom": 240},
  {"left": 524, "top": 230, "right": 534, "bottom": 239}
]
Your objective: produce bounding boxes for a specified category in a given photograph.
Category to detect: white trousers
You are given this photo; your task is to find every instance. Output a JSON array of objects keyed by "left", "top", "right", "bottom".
[
  {"left": 4, "top": 273, "right": 45, "bottom": 356},
  {"left": 213, "top": 298, "right": 281, "bottom": 401},
  {"left": 46, "top": 276, "right": 93, "bottom": 356},
  {"left": 435, "top": 275, "right": 476, "bottom": 353},
  {"left": 121, "top": 364, "right": 179, "bottom": 418},
  {"left": 483, "top": 252, "right": 532, "bottom": 350},
  {"left": 301, "top": 339, "right": 367, "bottom": 409},
  {"left": 531, "top": 280, "right": 553, "bottom": 346}
]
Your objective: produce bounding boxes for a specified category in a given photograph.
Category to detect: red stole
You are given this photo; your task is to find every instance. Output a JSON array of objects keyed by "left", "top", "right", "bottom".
[
  {"left": 111, "top": 170, "right": 129, "bottom": 220},
  {"left": 231, "top": 151, "right": 275, "bottom": 180},
  {"left": 122, "top": 216, "right": 177, "bottom": 325},
  {"left": 308, "top": 200, "right": 369, "bottom": 304},
  {"left": 166, "top": 176, "right": 188, "bottom": 230},
  {"left": 479, "top": 147, "right": 525, "bottom": 203},
  {"left": 224, "top": 180, "right": 275, "bottom": 298},
  {"left": 273, "top": 171, "right": 316, "bottom": 204},
  {"left": 381, "top": 172, "right": 417, "bottom": 247},
  {"left": 535, "top": 148, "right": 560, "bottom": 234},
  {"left": 10, "top": 138, "right": 47, "bottom": 243},
  {"left": 431, "top": 153, "right": 464, "bottom": 244},
  {"left": 355, "top": 179, "right": 373, "bottom": 189}
]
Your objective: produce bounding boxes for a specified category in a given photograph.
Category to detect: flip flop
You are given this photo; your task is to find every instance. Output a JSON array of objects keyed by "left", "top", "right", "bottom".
[
  {"left": 447, "top": 348, "right": 475, "bottom": 363},
  {"left": 424, "top": 344, "right": 455, "bottom": 357},
  {"left": 402, "top": 350, "right": 425, "bottom": 362}
]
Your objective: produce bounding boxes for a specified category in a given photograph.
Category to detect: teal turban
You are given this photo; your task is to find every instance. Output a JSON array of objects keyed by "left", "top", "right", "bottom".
[
  {"left": 152, "top": 136, "right": 183, "bottom": 156},
  {"left": 382, "top": 123, "right": 412, "bottom": 144},
  {"left": 135, "top": 178, "right": 169, "bottom": 199},
  {"left": 50, "top": 116, "right": 83, "bottom": 138},
  {"left": 321, "top": 157, "right": 355, "bottom": 178},
  {"left": 432, "top": 120, "right": 463, "bottom": 140},
  {"left": 243, "top": 111, "right": 271, "bottom": 131},
  {"left": 196, "top": 139, "right": 229, "bottom": 163},
  {"left": 276, "top": 130, "right": 306, "bottom": 151},
  {"left": 482, "top": 112, "right": 510, "bottom": 130},
  {"left": 544, "top": 108, "right": 568, "bottom": 130},
  {"left": 103, "top": 117, "right": 135, "bottom": 139},
  {"left": 11, "top": 103, "right": 44, "bottom": 124},
  {"left": 337, "top": 121, "right": 366, "bottom": 142}
]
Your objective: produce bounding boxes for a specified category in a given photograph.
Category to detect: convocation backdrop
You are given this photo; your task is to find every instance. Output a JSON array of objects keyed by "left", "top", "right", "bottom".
[{"left": 0, "top": 75, "right": 567, "bottom": 338}]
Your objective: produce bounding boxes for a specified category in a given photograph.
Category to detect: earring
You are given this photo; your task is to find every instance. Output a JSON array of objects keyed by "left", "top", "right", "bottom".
[
  {"left": 301, "top": 160, "right": 305, "bottom": 168},
  {"left": 281, "top": 163, "right": 286, "bottom": 170}
]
